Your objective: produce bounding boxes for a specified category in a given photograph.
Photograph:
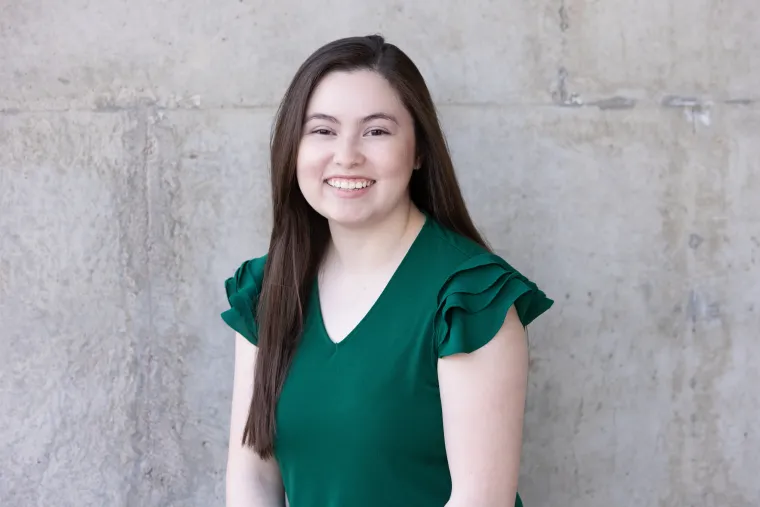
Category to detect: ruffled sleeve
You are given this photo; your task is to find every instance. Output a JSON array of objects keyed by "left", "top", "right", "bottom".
[
  {"left": 435, "top": 253, "right": 553, "bottom": 357},
  {"left": 221, "top": 255, "right": 267, "bottom": 345}
]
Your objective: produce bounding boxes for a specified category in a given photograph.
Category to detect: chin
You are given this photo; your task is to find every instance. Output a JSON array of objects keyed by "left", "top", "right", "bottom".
[
  {"left": 325, "top": 212, "right": 373, "bottom": 228},
  {"left": 319, "top": 206, "right": 377, "bottom": 228}
]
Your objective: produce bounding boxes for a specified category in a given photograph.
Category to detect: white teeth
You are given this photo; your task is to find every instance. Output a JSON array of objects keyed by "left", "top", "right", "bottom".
[{"left": 327, "top": 178, "right": 374, "bottom": 190}]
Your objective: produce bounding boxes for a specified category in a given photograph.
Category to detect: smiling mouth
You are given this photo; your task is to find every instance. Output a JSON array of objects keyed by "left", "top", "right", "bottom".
[{"left": 325, "top": 178, "right": 376, "bottom": 190}]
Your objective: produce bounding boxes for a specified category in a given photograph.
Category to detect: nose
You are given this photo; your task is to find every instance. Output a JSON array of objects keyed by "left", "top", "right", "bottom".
[{"left": 333, "top": 134, "right": 365, "bottom": 168}]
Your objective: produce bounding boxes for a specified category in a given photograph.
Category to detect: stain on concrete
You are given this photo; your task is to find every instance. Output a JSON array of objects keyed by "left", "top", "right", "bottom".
[
  {"left": 661, "top": 95, "right": 702, "bottom": 108},
  {"left": 573, "top": 397, "right": 584, "bottom": 435},
  {"left": 93, "top": 96, "right": 122, "bottom": 112},
  {"left": 686, "top": 290, "right": 699, "bottom": 324},
  {"left": 686, "top": 290, "right": 723, "bottom": 324},
  {"left": 725, "top": 98, "right": 755, "bottom": 105},
  {"left": 552, "top": 67, "right": 583, "bottom": 107},
  {"left": 706, "top": 302, "right": 721, "bottom": 320},
  {"left": 660, "top": 96, "right": 714, "bottom": 130},
  {"left": 591, "top": 96, "right": 637, "bottom": 110},
  {"left": 688, "top": 233, "right": 704, "bottom": 249},
  {"left": 686, "top": 105, "right": 712, "bottom": 128},
  {"left": 57, "top": 77, "right": 70, "bottom": 85}
]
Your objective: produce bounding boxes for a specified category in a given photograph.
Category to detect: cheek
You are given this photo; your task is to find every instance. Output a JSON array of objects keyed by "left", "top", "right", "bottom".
[
  {"left": 371, "top": 141, "right": 416, "bottom": 179},
  {"left": 296, "top": 142, "right": 326, "bottom": 184}
]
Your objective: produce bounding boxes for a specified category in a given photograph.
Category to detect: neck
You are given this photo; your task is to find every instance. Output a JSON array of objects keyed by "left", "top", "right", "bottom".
[{"left": 326, "top": 201, "right": 425, "bottom": 274}]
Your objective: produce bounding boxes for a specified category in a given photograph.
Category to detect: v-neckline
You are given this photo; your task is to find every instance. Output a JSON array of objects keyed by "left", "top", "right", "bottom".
[{"left": 314, "top": 215, "right": 429, "bottom": 347}]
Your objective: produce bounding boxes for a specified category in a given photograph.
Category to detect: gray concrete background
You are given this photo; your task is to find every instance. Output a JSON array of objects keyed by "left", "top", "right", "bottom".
[{"left": 1, "top": 1, "right": 758, "bottom": 506}]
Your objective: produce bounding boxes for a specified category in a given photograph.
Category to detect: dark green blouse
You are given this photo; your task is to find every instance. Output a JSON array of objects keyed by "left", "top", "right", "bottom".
[{"left": 222, "top": 216, "right": 553, "bottom": 507}]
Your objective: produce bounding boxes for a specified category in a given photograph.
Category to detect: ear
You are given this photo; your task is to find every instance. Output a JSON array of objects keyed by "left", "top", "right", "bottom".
[{"left": 414, "top": 155, "right": 422, "bottom": 170}]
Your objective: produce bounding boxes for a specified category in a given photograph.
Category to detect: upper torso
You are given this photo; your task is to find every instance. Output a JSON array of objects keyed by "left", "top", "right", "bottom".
[
  {"left": 273, "top": 216, "right": 522, "bottom": 507},
  {"left": 221, "top": 215, "right": 551, "bottom": 507}
]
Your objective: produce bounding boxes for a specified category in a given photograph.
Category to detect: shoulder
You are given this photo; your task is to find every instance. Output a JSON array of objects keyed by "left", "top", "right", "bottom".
[
  {"left": 426, "top": 218, "right": 552, "bottom": 321},
  {"left": 224, "top": 254, "right": 268, "bottom": 315},
  {"left": 423, "top": 217, "right": 490, "bottom": 265},
  {"left": 423, "top": 218, "right": 527, "bottom": 294},
  {"left": 424, "top": 219, "right": 553, "bottom": 357},
  {"left": 226, "top": 254, "right": 268, "bottom": 292},
  {"left": 413, "top": 218, "right": 491, "bottom": 290},
  {"left": 221, "top": 254, "right": 268, "bottom": 345}
]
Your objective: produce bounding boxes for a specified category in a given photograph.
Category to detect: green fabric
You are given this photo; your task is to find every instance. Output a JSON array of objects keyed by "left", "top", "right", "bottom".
[
  {"left": 221, "top": 256, "right": 266, "bottom": 343},
  {"left": 221, "top": 217, "right": 552, "bottom": 507}
]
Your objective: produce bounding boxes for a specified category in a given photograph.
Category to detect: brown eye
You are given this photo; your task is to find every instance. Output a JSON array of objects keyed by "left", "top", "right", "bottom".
[{"left": 366, "top": 129, "right": 388, "bottom": 136}]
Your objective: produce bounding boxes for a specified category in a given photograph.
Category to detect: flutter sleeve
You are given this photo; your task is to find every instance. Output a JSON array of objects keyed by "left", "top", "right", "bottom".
[
  {"left": 221, "top": 255, "right": 267, "bottom": 345},
  {"left": 435, "top": 253, "right": 553, "bottom": 357}
]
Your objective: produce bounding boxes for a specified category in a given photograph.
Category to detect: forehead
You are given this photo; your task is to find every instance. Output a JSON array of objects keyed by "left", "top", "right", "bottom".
[{"left": 305, "top": 70, "right": 408, "bottom": 119}]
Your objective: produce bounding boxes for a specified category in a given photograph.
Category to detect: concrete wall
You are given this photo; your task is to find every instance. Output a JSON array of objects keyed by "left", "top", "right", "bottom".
[{"left": 1, "top": 1, "right": 757, "bottom": 506}]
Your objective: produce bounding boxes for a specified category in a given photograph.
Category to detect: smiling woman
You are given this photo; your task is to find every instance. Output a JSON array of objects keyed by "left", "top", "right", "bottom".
[{"left": 221, "top": 35, "right": 553, "bottom": 507}]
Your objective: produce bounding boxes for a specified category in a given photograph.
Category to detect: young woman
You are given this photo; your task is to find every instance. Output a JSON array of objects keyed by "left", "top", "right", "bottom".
[{"left": 221, "top": 35, "right": 553, "bottom": 507}]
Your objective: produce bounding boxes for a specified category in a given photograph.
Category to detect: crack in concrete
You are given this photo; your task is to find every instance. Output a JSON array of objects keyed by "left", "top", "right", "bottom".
[{"left": 559, "top": 2, "right": 570, "bottom": 32}]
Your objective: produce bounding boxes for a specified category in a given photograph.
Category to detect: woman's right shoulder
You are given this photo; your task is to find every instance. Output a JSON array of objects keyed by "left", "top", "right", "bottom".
[
  {"left": 221, "top": 254, "right": 268, "bottom": 345},
  {"left": 228, "top": 254, "right": 269, "bottom": 288}
]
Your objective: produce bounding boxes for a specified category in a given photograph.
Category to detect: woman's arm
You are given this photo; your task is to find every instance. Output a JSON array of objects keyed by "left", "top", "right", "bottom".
[
  {"left": 438, "top": 305, "right": 528, "bottom": 507},
  {"left": 226, "top": 332, "right": 286, "bottom": 507}
]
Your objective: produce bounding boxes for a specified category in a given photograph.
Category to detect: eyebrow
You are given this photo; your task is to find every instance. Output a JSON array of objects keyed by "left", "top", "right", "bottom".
[{"left": 304, "top": 113, "right": 399, "bottom": 125}]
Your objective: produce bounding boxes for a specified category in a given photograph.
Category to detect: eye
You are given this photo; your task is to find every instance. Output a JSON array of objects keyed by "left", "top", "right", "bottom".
[
  {"left": 366, "top": 128, "right": 389, "bottom": 136},
  {"left": 311, "top": 128, "right": 334, "bottom": 136}
]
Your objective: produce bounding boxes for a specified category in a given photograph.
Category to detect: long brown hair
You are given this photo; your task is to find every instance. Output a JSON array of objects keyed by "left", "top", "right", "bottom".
[{"left": 244, "top": 34, "right": 489, "bottom": 458}]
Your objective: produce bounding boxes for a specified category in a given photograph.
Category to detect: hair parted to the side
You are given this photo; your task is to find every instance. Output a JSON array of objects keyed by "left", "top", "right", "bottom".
[{"left": 244, "top": 34, "right": 490, "bottom": 458}]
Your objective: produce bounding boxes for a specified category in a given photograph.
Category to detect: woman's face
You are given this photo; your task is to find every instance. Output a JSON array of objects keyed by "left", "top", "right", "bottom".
[{"left": 296, "top": 69, "right": 418, "bottom": 227}]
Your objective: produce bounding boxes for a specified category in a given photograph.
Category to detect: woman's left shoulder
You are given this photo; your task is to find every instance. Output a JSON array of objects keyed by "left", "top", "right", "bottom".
[{"left": 427, "top": 222, "right": 554, "bottom": 357}]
